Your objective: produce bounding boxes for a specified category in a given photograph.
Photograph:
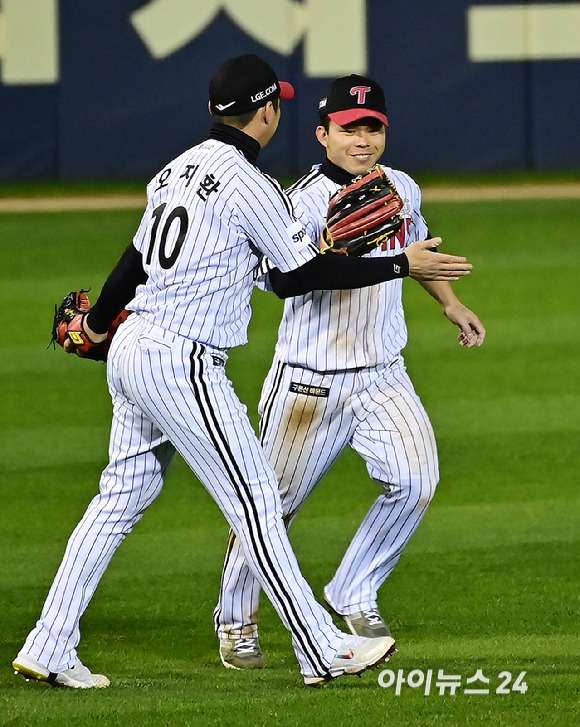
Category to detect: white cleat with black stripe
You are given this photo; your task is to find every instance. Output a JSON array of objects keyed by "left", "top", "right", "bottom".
[{"left": 13, "top": 653, "right": 110, "bottom": 689}]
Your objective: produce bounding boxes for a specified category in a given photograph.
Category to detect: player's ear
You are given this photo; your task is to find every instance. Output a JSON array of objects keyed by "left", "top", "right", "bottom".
[
  {"left": 263, "top": 101, "right": 277, "bottom": 126},
  {"left": 316, "top": 126, "right": 328, "bottom": 148}
]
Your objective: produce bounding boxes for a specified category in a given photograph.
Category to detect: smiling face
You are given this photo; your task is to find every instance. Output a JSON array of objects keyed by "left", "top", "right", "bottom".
[{"left": 316, "top": 117, "right": 386, "bottom": 175}]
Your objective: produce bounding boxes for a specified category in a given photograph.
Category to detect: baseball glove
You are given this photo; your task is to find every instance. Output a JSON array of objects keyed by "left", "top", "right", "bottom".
[
  {"left": 321, "top": 166, "right": 404, "bottom": 256},
  {"left": 50, "top": 289, "right": 130, "bottom": 362}
]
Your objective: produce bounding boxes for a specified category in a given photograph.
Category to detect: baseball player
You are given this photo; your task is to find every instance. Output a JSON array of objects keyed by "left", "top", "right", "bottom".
[
  {"left": 12, "top": 58, "right": 473, "bottom": 689},
  {"left": 214, "top": 74, "right": 486, "bottom": 669}
]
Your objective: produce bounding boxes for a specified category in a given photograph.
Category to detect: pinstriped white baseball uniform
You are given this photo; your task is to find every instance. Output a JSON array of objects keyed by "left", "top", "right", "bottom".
[
  {"left": 215, "top": 163, "right": 439, "bottom": 637},
  {"left": 20, "top": 135, "right": 346, "bottom": 680}
]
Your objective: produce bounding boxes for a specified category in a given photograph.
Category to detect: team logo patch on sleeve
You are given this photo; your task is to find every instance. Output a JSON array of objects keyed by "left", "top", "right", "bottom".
[
  {"left": 287, "top": 221, "right": 311, "bottom": 251},
  {"left": 289, "top": 382, "right": 330, "bottom": 397}
]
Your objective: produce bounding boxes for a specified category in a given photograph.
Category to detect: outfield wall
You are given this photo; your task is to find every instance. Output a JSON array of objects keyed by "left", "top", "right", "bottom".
[{"left": 1, "top": 0, "right": 579, "bottom": 181}]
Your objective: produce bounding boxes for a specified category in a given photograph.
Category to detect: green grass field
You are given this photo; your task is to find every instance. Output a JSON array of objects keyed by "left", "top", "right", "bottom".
[{"left": 1, "top": 197, "right": 579, "bottom": 726}]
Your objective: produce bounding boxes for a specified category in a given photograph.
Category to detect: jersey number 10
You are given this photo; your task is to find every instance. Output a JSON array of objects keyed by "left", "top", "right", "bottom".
[{"left": 145, "top": 203, "right": 189, "bottom": 270}]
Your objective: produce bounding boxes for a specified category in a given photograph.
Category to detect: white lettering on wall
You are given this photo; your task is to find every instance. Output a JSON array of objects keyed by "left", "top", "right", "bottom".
[
  {"left": 468, "top": 3, "right": 580, "bottom": 61},
  {"left": 0, "top": 0, "right": 59, "bottom": 84},
  {"left": 130, "top": 0, "right": 368, "bottom": 77}
]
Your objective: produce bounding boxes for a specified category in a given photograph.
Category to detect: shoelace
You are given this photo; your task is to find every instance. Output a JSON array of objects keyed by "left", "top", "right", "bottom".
[
  {"left": 233, "top": 638, "right": 258, "bottom": 655},
  {"left": 361, "top": 609, "right": 383, "bottom": 627}
]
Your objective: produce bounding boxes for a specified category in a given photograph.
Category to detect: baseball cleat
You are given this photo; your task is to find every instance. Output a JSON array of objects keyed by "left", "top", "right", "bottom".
[
  {"left": 324, "top": 592, "right": 393, "bottom": 639},
  {"left": 303, "top": 634, "right": 396, "bottom": 686},
  {"left": 12, "top": 653, "right": 110, "bottom": 689},
  {"left": 219, "top": 637, "right": 265, "bottom": 670},
  {"left": 343, "top": 609, "right": 392, "bottom": 638}
]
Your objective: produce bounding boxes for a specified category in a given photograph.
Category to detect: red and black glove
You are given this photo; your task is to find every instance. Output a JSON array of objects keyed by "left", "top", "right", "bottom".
[
  {"left": 321, "top": 166, "right": 404, "bottom": 256},
  {"left": 51, "top": 290, "right": 130, "bottom": 362}
]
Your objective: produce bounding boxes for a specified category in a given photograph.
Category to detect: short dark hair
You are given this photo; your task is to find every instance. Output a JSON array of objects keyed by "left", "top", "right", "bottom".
[
  {"left": 212, "top": 109, "right": 258, "bottom": 129},
  {"left": 212, "top": 97, "right": 280, "bottom": 129}
]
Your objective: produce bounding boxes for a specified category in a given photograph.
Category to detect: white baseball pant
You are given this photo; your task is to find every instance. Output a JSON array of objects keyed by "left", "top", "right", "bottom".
[
  {"left": 215, "top": 356, "right": 438, "bottom": 636},
  {"left": 20, "top": 315, "right": 342, "bottom": 679}
]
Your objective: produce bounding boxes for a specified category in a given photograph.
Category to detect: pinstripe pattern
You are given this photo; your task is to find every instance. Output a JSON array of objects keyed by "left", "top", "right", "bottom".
[
  {"left": 130, "top": 140, "right": 317, "bottom": 349},
  {"left": 215, "top": 164, "right": 439, "bottom": 638},
  {"left": 187, "top": 343, "right": 329, "bottom": 670},
  {"left": 277, "top": 164, "right": 428, "bottom": 370},
  {"left": 20, "top": 135, "right": 343, "bottom": 680}
]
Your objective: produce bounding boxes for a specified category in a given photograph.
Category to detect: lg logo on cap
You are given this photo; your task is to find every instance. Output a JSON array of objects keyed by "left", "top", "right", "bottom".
[{"left": 350, "top": 86, "right": 371, "bottom": 104}]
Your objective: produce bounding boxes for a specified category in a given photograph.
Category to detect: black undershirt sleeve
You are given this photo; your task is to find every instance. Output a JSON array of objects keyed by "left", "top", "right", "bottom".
[
  {"left": 426, "top": 228, "right": 437, "bottom": 251},
  {"left": 268, "top": 251, "right": 409, "bottom": 299},
  {"left": 86, "top": 244, "right": 147, "bottom": 333}
]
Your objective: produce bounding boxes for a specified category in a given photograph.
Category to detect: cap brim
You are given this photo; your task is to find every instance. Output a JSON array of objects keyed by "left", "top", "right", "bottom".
[
  {"left": 279, "top": 81, "right": 295, "bottom": 100},
  {"left": 328, "top": 109, "right": 388, "bottom": 127}
]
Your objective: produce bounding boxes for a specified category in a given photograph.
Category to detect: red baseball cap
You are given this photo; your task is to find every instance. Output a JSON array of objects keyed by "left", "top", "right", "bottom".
[{"left": 318, "top": 74, "right": 388, "bottom": 127}]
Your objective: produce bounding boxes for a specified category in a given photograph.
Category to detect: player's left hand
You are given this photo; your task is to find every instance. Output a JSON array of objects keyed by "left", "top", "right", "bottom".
[
  {"left": 443, "top": 302, "right": 486, "bottom": 348},
  {"left": 51, "top": 290, "right": 130, "bottom": 361},
  {"left": 321, "top": 166, "right": 404, "bottom": 256}
]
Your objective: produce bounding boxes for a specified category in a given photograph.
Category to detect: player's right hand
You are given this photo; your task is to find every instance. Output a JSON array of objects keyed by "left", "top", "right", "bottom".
[{"left": 404, "top": 238, "right": 472, "bottom": 281}]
